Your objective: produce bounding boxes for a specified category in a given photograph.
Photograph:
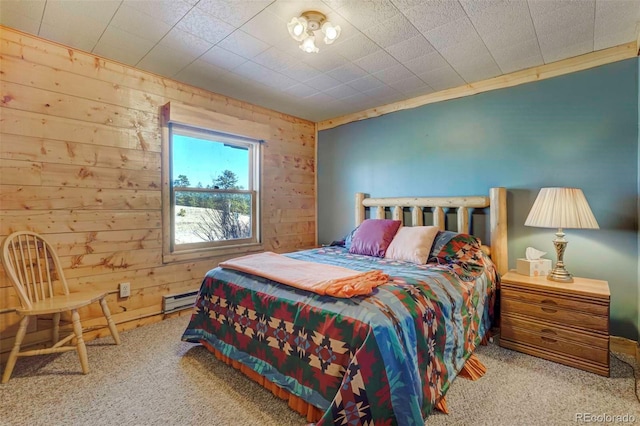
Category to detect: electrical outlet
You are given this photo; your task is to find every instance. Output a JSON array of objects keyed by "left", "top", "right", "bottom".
[{"left": 119, "top": 282, "right": 131, "bottom": 298}]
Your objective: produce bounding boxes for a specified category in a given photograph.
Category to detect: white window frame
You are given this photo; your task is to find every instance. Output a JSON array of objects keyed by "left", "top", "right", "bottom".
[{"left": 161, "top": 102, "right": 267, "bottom": 263}]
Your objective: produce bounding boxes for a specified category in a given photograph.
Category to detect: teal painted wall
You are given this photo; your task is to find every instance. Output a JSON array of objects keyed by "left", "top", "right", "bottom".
[{"left": 318, "top": 58, "right": 639, "bottom": 340}]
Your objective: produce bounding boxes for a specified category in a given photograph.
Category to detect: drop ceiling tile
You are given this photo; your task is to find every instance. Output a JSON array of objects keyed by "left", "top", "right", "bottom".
[
  {"left": 438, "top": 38, "right": 501, "bottom": 82},
  {"left": 196, "top": 0, "right": 273, "bottom": 27},
  {"left": 0, "top": 0, "right": 45, "bottom": 20},
  {"left": 361, "top": 13, "right": 421, "bottom": 48},
  {"left": 304, "top": 92, "right": 338, "bottom": 104},
  {"left": 122, "top": 0, "right": 194, "bottom": 26},
  {"left": 323, "top": 84, "right": 361, "bottom": 99},
  {"left": 232, "top": 61, "right": 272, "bottom": 83},
  {"left": 417, "top": 65, "right": 465, "bottom": 91},
  {"left": 536, "top": 17, "right": 594, "bottom": 63},
  {"left": 327, "top": 63, "right": 369, "bottom": 83},
  {"left": 411, "top": 86, "right": 435, "bottom": 97},
  {"left": 38, "top": 22, "right": 103, "bottom": 52},
  {"left": 174, "top": 59, "right": 230, "bottom": 89},
  {"left": 541, "top": 39, "right": 594, "bottom": 64},
  {"left": 594, "top": 0, "right": 640, "bottom": 50},
  {"left": 493, "top": 50, "right": 544, "bottom": 74},
  {"left": 458, "top": 0, "right": 503, "bottom": 16},
  {"left": 0, "top": 0, "right": 45, "bottom": 34},
  {"left": 305, "top": 73, "right": 343, "bottom": 91},
  {"left": 388, "top": 75, "right": 430, "bottom": 94},
  {"left": 175, "top": 8, "right": 235, "bottom": 44},
  {"left": 0, "top": 13, "right": 41, "bottom": 34},
  {"left": 40, "top": 0, "right": 119, "bottom": 51},
  {"left": 364, "top": 86, "right": 404, "bottom": 103},
  {"left": 94, "top": 26, "right": 156, "bottom": 65},
  {"left": 110, "top": 4, "right": 172, "bottom": 43},
  {"left": 137, "top": 47, "right": 199, "bottom": 77},
  {"left": 279, "top": 63, "right": 324, "bottom": 83},
  {"left": 93, "top": 44, "right": 147, "bottom": 67},
  {"left": 268, "top": 0, "right": 335, "bottom": 21},
  {"left": 200, "top": 46, "right": 247, "bottom": 71},
  {"left": 340, "top": 91, "right": 371, "bottom": 106},
  {"left": 489, "top": 38, "right": 544, "bottom": 74},
  {"left": 331, "top": 32, "right": 381, "bottom": 61},
  {"left": 424, "top": 16, "right": 479, "bottom": 50},
  {"left": 301, "top": 51, "right": 346, "bottom": 72},
  {"left": 261, "top": 70, "right": 300, "bottom": 90},
  {"left": 42, "top": 0, "right": 119, "bottom": 25},
  {"left": 217, "top": 30, "right": 270, "bottom": 60},
  {"left": 529, "top": 0, "right": 595, "bottom": 39},
  {"left": 347, "top": 75, "right": 386, "bottom": 92},
  {"left": 463, "top": 0, "right": 537, "bottom": 52},
  {"left": 159, "top": 28, "right": 213, "bottom": 59},
  {"left": 253, "top": 47, "right": 300, "bottom": 72},
  {"left": 332, "top": 0, "right": 399, "bottom": 29},
  {"left": 398, "top": 0, "right": 467, "bottom": 34},
  {"left": 373, "top": 64, "right": 415, "bottom": 84},
  {"left": 354, "top": 50, "right": 401, "bottom": 74},
  {"left": 363, "top": 84, "right": 401, "bottom": 99},
  {"left": 385, "top": 35, "right": 435, "bottom": 63},
  {"left": 283, "top": 83, "right": 320, "bottom": 98},
  {"left": 241, "top": 10, "right": 291, "bottom": 46},
  {"left": 403, "top": 51, "right": 450, "bottom": 74},
  {"left": 204, "top": 71, "right": 273, "bottom": 101}
]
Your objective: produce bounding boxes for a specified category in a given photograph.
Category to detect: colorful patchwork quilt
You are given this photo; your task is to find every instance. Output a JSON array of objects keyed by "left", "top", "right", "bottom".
[{"left": 182, "top": 246, "right": 499, "bottom": 425}]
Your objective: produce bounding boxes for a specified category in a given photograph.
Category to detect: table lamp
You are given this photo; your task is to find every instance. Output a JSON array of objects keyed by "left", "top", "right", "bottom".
[{"left": 524, "top": 187, "right": 599, "bottom": 283}]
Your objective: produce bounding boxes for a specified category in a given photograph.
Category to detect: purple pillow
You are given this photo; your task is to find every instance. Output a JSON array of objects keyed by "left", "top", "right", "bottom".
[{"left": 349, "top": 219, "right": 402, "bottom": 257}]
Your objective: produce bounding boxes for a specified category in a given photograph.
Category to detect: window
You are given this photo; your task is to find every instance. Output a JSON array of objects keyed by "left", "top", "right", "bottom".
[{"left": 161, "top": 102, "right": 267, "bottom": 262}]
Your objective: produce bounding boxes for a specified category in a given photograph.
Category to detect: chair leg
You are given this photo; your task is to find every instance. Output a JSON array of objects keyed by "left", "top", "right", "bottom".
[
  {"left": 99, "top": 297, "right": 121, "bottom": 345},
  {"left": 52, "top": 312, "right": 60, "bottom": 344},
  {"left": 2, "top": 316, "right": 29, "bottom": 384},
  {"left": 71, "top": 309, "right": 89, "bottom": 374}
]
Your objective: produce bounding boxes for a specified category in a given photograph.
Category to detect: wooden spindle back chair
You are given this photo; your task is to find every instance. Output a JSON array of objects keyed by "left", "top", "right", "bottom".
[{"left": 1, "top": 231, "right": 121, "bottom": 383}]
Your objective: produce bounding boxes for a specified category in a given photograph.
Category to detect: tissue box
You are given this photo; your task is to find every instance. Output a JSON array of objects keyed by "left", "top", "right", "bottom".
[{"left": 516, "top": 258, "right": 552, "bottom": 277}]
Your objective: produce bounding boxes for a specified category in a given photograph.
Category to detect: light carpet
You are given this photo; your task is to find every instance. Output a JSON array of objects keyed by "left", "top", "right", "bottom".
[{"left": 0, "top": 315, "right": 638, "bottom": 426}]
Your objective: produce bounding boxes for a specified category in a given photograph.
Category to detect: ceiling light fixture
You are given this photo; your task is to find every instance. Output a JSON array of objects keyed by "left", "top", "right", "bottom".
[{"left": 287, "top": 11, "right": 341, "bottom": 53}]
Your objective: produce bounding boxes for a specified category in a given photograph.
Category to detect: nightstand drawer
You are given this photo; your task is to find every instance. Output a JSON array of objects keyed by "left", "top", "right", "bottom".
[
  {"left": 501, "top": 298, "right": 608, "bottom": 333},
  {"left": 501, "top": 313, "right": 608, "bottom": 351},
  {"left": 501, "top": 317, "right": 608, "bottom": 364},
  {"left": 501, "top": 288, "right": 608, "bottom": 316}
]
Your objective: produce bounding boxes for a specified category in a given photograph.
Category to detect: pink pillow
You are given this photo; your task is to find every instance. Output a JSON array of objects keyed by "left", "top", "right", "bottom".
[
  {"left": 349, "top": 219, "right": 401, "bottom": 257},
  {"left": 385, "top": 226, "right": 440, "bottom": 264}
]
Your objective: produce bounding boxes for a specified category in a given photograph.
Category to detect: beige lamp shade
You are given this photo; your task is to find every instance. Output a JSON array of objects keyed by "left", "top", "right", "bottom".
[{"left": 525, "top": 188, "right": 599, "bottom": 229}]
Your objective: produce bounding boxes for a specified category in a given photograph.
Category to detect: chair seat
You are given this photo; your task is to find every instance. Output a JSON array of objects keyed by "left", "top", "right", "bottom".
[{"left": 16, "top": 291, "right": 110, "bottom": 315}]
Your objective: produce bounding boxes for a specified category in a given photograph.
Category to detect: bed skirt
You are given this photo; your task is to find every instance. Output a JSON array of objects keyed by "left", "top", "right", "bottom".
[{"left": 200, "top": 339, "right": 488, "bottom": 423}]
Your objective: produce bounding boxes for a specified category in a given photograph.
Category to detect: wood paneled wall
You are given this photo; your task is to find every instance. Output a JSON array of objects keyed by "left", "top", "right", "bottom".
[{"left": 0, "top": 27, "right": 316, "bottom": 359}]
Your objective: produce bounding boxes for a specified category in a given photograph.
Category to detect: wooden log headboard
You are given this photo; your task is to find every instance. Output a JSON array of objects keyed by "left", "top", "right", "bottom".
[{"left": 355, "top": 187, "right": 508, "bottom": 275}]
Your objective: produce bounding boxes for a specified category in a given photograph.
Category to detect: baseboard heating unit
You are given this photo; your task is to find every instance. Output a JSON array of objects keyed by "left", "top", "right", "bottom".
[{"left": 162, "top": 290, "right": 199, "bottom": 314}]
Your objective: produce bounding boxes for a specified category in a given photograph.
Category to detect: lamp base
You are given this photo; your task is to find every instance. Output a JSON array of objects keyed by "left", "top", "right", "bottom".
[
  {"left": 548, "top": 229, "right": 574, "bottom": 283},
  {"left": 547, "top": 266, "right": 574, "bottom": 283}
]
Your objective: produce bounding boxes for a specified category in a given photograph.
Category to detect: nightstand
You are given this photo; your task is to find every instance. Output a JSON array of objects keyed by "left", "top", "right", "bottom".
[{"left": 500, "top": 271, "right": 610, "bottom": 376}]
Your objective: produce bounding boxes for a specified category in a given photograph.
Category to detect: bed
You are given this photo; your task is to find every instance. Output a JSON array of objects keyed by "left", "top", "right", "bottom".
[{"left": 182, "top": 187, "right": 508, "bottom": 425}]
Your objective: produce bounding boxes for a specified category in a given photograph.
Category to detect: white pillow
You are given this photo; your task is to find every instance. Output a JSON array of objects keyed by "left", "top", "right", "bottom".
[{"left": 384, "top": 226, "right": 440, "bottom": 264}]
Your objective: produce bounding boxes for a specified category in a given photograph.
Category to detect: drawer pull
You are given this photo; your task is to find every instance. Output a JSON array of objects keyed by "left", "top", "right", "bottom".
[
  {"left": 541, "top": 336, "right": 557, "bottom": 343},
  {"left": 540, "top": 299, "right": 558, "bottom": 313},
  {"left": 540, "top": 328, "right": 557, "bottom": 336}
]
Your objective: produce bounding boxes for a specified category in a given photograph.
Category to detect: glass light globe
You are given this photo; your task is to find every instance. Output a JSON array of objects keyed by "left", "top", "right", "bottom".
[
  {"left": 325, "top": 26, "right": 336, "bottom": 40},
  {"left": 300, "top": 36, "right": 319, "bottom": 53},
  {"left": 321, "top": 22, "right": 341, "bottom": 44},
  {"left": 287, "top": 17, "right": 308, "bottom": 42}
]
